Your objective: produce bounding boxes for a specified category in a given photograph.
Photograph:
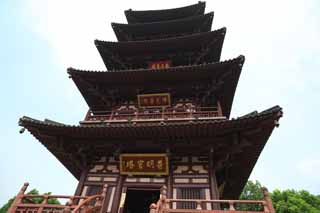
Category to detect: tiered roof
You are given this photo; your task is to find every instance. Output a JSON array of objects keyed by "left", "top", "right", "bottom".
[
  {"left": 125, "top": 2, "right": 206, "bottom": 24},
  {"left": 19, "top": 106, "right": 282, "bottom": 199},
  {"left": 112, "top": 12, "right": 214, "bottom": 41},
  {"left": 68, "top": 56, "right": 244, "bottom": 118},
  {"left": 95, "top": 28, "right": 225, "bottom": 70}
]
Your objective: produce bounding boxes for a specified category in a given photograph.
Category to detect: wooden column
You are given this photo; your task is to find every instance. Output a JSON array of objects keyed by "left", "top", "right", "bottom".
[
  {"left": 74, "top": 167, "right": 89, "bottom": 196},
  {"left": 209, "top": 148, "right": 220, "bottom": 210},
  {"left": 166, "top": 148, "right": 173, "bottom": 199},
  {"left": 100, "top": 184, "right": 109, "bottom": 213},
  {"left": 111, "top": 175, "right": 125, "bottom": 213}
]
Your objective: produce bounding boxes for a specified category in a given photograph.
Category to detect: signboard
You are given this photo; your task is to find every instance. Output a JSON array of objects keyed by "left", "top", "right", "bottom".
[
  {"left": 148, "top": 60, "right": 171, "bottom": 69},
  {"left": 137, "top": 93, "right": 171, "bottom": 108},
  {"left": 120, "top": 154, "right": 169, "bottom": 176}
]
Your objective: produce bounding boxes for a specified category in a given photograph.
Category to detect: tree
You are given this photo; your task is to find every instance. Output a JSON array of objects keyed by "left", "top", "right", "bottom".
[
  {"left": 0, "top": 189, "right": 60, "bottom": 213},
  {"left": 238, "top": 180, "right": 320, "bottom": 213},
  {"left": 237, "top": 180, "right": 264, "bottom": 211},
  {"left": 271, "top": 189, "right": 320, "bottom": 213}
]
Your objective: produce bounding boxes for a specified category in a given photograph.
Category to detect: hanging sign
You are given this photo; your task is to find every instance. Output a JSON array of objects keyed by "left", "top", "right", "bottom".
[
  {"left": 137, "top": 93, "right": 171, "bottom": 108},
  {"left": 120, "top": 154, "right": 169, "bottom": 176}
]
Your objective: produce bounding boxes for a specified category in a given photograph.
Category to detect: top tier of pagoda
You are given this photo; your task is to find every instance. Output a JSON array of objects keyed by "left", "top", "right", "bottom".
[{"left": 115, "top": 2, "right": 210, "bottom": 41}]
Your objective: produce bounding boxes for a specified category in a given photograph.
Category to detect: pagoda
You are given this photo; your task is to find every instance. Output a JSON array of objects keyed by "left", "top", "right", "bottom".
[{"left": 11, "top": 2, "right": 282, "bottom": 213}]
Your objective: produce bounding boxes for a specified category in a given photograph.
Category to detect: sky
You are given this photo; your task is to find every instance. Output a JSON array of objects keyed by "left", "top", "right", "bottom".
[{"left": 1, "top": 0, "right": 320, "bottom": 206}]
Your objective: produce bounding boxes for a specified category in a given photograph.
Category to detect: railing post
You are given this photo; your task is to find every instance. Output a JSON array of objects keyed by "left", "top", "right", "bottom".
[
  {"left": 8, "top": 182, "right": 29, "bottom": 213},
  {"left": 262, "top": 187, "right": 275, "bottom": 213},
  {"left": 217, "top": 100, "right": 223, "bottom": 117},
  {"left": 160, "top": 185, "right": 168, "bottom": 212},
  {"left": 37, "top": 195, "right": 48, "bottom": 213},
  {"left": 149, "top": 203, "right": 157, "bottom": 213},
  {"left": 196, "top": 201, "right": 202, "bottom": 210},
  {"left": 229, "top": 201, "right": 236, "bottom": 211}
]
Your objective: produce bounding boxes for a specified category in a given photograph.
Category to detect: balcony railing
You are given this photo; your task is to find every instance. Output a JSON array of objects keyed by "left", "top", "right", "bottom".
[
  {"left": 150, "top": 186, "right": 275, "bottom": 213},
  {"left": 8, "top": 183, "right": 107, "bottom": 213},
  {"left": 83, "top": 107, "right": 225, "bottom": 124}
]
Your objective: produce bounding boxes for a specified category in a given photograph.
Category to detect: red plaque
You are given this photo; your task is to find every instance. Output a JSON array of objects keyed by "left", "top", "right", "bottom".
[
  {"left": 120, "top": 154, "right": 168, "bottom": 176},
  {"left": 148, "top": 60, "right": 171, "bottom": 69},
  {"left": 137, "top": 93, "right": 171, "bottom": 108}
]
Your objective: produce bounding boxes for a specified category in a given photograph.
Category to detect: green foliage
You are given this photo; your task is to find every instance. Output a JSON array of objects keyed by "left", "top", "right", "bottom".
[
  {"left": 237, "top": 180, "right": 264, "bottom": 211},
  {"left": 24, "top": 189, "right": 60, "bottom": 205},
  {"left": 0, "top": 197, "right": 14, "bottom": 213},
  {"left": 272, "top": 189, "right": 320, "bottom": 213},
  {"left": 0, "top": 189, "right": 60, "bottom": 213},
  {"left": 238, "top": 181, "right": 320, "bottom": 213}
]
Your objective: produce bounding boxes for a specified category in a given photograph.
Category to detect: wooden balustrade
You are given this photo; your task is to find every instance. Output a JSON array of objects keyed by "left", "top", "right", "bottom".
[
  {"left": 150, "top": 186, "right": 275, "bottom": 213},
  {"left": 8, "top": 183, "right": 108, "bottom": 213},
  {"left": 83, "top": 107, "right": 223, "bottom": 123}
]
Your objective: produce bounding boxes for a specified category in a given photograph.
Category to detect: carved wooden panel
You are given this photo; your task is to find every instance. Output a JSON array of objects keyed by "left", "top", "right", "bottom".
[{"left": 173, "top": 165, "right": 208, "bottom": 175}]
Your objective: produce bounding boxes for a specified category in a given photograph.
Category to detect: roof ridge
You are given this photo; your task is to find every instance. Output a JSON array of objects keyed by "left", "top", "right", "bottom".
[
  {"left": 95, "top": 27, "right": 226, "bottom": 45},
  {"left": 112, "top": 12, "right": 214, "bottom": 27},
  {"left": 67, "top": 55, "right": 244, "bottom": 74},
  {"left": 125, "top": 1, "right": 205, "bottom": 14}
]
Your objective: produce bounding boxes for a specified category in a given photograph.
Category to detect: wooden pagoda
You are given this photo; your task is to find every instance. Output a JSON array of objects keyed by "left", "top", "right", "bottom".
[{"left": 11, "top": 2, "right": 282, "bottom": 213}]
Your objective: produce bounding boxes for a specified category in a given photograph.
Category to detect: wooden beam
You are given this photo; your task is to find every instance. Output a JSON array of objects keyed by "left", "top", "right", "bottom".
[
  {"left": 208, "top": 148, "right": 220, "bottom": 210},
  {"left": 73, "top": 167, "right": 89, "bottom": 204},
  {"left": 111, "top": 175, "right": 125, "bottom": 213},
  {"left": 166, "top": 147, "right": 173, "bottom": 199}
]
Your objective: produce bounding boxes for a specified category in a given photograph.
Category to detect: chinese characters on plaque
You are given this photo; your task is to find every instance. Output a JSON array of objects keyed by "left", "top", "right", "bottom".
[
  {"left": 137, "top": 93, "right": 171, "bottom": 108},
  {"left": 120, "top": 154, "right": 168, "bottom": 175},
  {"left": 148, "top": 60, "right": 171, "bottom": 69}
]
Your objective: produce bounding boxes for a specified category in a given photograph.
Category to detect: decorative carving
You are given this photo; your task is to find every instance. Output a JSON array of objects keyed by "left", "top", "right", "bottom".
[
  {"left": 107, "top": 165, "right": 120, "bottom": 173},
  {"left": 191, "top": 165, "right": 208, "bottom": 174},
  {"left": 173, "top": 166, "right": 189, "bottom": 174},
  {"left": 90, "top": 165, "right": 104, "bottom": 173},
  {"left": 173, "top": 165, "right": 208, "bottom": 174},
  {"left": 89, "top": 164, "right": 119, "bottom": 174}
]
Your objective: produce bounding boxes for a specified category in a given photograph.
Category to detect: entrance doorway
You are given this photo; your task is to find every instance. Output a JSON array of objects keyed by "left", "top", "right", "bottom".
[{"left": 123, "top": 188, "right": 160, "bottom": 213}]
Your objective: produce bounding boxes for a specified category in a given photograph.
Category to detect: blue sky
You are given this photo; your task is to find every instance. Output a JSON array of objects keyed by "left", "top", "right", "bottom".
[{"left": 1, "top": 0, "right": 320, "bottom": 205}]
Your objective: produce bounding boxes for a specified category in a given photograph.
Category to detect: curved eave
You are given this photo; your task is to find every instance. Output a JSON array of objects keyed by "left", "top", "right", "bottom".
[
  {"left": 95, "top": 28, "right": 226, "bottom": 70},
  {"left": 19, "top": 106, "right": 283, "bottom": 199},
  {"left": 125, "top": 2, "right": 206, "bottom": 24},
  {"left": 112, "top": 12, "right": 214, "bottom": 41},
  {"left": 68, "top": 56, "right": 244, "bottom": 117}
]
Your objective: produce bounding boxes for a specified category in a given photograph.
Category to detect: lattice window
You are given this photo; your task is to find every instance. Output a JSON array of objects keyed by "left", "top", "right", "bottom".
[{"left": 177, "top": 188, "right": 205, "bottom": 209}]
